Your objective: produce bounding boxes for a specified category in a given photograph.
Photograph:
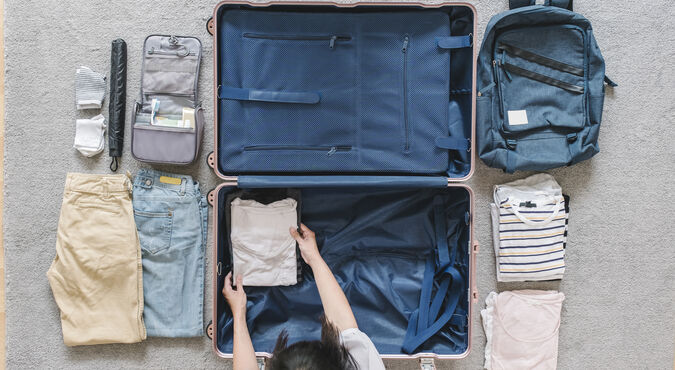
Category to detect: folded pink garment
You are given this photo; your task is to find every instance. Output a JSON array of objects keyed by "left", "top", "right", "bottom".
[{"left": 481, "top": 290, "right": 565, "bottom": 370}]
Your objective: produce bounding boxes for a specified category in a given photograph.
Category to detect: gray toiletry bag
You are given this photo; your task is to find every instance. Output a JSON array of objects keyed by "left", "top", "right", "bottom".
[{"left": 131, "top": 35, "right": 204, "bottom": 165}]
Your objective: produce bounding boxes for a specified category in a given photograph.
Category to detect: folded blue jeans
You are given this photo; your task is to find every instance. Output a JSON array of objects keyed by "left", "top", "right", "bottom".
[{"left": 132, "top": 169, "right": 208, "bottom": 337}]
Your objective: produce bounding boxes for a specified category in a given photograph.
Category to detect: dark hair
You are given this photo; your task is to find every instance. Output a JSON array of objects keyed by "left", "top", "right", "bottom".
[{"left": 267, "top": 317, "right": 357, "bottom": 370}]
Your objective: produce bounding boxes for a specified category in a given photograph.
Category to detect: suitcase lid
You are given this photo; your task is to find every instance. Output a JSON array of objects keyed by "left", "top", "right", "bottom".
[{"left": 209, "top": 1, "right": 476, "bottom": 187}]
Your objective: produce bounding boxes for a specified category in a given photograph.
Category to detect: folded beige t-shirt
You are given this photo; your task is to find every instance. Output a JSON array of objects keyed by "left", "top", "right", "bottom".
[{"left": 230, "top": 198, "right": 298, "bottom": 286}]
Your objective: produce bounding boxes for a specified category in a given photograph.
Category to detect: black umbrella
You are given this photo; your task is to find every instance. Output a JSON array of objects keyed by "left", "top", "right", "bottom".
[{"left": 108, "top": 39, "right": 127, "bottom": 171}]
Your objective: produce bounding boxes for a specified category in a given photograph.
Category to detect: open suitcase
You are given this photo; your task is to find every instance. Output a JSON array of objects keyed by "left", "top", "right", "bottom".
[{"left": 205, "top": 2, "right": 479, "bottom": 368}]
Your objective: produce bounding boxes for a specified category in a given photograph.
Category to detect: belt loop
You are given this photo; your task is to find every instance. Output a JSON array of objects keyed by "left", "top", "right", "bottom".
[
  {"left": 506, "top": 139, "right": 517, "bottom": 150},
  {"left": 64, "top": 174, "right": 72, "bottom": 193},
  {"left": 125, "top": 171, "right": 133, "bottom": 194},
  {"left": 180, "top": 178, "right": 186, "bottom": 196}
]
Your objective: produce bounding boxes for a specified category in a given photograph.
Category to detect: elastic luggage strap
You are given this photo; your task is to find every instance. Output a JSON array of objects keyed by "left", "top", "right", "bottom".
[
  {"left": 436, "top": 35, "right": 472, "bottom": 50},
  {"left": 218, "top": 86, "right": 321, "bottom": 104},
  {"left": 402, "top": 196, "right": 464, "bottom": 353}
]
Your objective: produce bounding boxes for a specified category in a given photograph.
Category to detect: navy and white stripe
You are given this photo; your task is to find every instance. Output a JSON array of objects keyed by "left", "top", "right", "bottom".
[{"left": 491, "top": 196, "right": 569, "bottom": 281}]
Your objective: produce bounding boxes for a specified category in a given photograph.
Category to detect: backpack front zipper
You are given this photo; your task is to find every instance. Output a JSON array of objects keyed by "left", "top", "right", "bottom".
[
  {"left": 242, "top": 33, "right": 352, "bottom": 49},
  {"left": 493, "top": 59, "right": 505, "bottom": 117},
  {"left": 498, "top": 62, "right": 585, "bottom": 94},
  {"left": 497, "top": 43, "right": 584, "bottom": 77}
]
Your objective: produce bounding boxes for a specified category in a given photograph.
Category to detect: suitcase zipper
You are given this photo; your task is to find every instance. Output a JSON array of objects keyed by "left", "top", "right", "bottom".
[
  {"left": 402, "top": 35, "right": 410, "bottom": 152},
  {"left": 243, "top": 145, "right": 352, "bottom": 156},
  {"left": 242, "top": 33, "right": 352, "bottom": 49}
]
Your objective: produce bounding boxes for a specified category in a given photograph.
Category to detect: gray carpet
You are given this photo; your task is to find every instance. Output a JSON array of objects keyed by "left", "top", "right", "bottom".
[{"left": 3, "top": 0, "right": 674, "bottom": 368}]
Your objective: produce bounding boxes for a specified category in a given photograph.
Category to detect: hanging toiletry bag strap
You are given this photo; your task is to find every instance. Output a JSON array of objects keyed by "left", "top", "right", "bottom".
[
  {"left": 476, "top": 1, "right": 616, "bottom": 173},
  {"left": 131, "top": 35, "right": 204, "bottom": 165}
]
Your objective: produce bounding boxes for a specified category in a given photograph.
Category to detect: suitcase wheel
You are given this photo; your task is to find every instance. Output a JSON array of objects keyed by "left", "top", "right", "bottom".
[
  {"left": 206, "top": 17, "right": 215, "bottom": 36},
  {"left": 207, "top": 151, "right": 215, "bottom": 170},
  {"left": 206, "top": 320, "right": 214, "bottom": 340},
  {"left": 207, "top": 188, "right": 216, "bottom": 207}
]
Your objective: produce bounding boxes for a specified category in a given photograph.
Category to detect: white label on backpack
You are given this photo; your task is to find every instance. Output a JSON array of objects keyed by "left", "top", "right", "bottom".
[{"left": 508, "top": 110, "right": 528, "bottom": 126}]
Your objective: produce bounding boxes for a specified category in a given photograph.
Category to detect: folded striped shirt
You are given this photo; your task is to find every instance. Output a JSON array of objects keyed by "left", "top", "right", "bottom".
[{"left": 490, "top": 174, "right": 569, "bottom": 282}]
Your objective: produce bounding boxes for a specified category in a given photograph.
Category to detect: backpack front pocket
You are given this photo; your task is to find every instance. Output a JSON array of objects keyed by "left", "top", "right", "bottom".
[{"left": 494, "top": 26, "right": 587, "bottom": 135}]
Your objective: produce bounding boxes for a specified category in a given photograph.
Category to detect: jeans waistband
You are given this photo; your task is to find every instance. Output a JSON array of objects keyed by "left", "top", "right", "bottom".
[
  {"left": 133, "top": 169, "right": 200, "bottom": 196},
  {"left": 65, "top": 173, "right": 132, "bottom": 194}
]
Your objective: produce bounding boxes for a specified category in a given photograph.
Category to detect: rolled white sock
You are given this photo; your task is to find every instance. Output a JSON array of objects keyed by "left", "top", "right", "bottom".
[{"left": 74, "top": 114, "right": 106, "bottom": 157}]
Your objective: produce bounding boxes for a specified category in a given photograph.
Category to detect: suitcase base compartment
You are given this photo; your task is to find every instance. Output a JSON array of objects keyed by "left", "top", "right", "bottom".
[{"left": 213, "top": 185, "right": 475, "bottom": 358}]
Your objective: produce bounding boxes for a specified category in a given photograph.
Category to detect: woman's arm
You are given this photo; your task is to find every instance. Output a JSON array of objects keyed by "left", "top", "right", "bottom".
[
  {"left": 290, "top": 224, "right": 358, "bottom": 331},
  {"left": 223, "top": 272, "right": 258, "bottom": 370}
]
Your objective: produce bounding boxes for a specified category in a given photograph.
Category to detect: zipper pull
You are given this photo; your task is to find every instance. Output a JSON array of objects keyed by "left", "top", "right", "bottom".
[
  {"left": 504, "top": 67, "right": 512, "bottom": 82},
  {"left": 327, "top": 146, "right": 337, "bottom": 156},
  {"left": 402, "top": 36, "right": 409, "bottom": 53},
  {"left": 329, "top": 35, "right": 337, "bottom": 49}
]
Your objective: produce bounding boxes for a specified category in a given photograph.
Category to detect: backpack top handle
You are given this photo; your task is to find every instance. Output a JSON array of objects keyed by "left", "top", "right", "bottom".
[{"left": 509, "top": 0, "right": 573, "bottom": 11}]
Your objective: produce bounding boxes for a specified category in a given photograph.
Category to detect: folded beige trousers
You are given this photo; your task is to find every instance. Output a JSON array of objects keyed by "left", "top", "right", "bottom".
[{"left": 47, "top": 173, "right": 146, "bottom": 346}]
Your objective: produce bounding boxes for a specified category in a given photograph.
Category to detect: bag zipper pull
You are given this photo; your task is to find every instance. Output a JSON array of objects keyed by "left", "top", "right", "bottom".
[
  {"left": 402, "top": 36, "right": 409, "bottom": 53},
  {"left": 329, "top": 35, "right": 337, "bottom": 49},
  {"left": 327, "top": 146, "right": 337, "bottom": 156}
]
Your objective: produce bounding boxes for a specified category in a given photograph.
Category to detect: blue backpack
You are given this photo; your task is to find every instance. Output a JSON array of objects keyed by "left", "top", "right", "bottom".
[{"left": 476, "top": 0, "right": 616, "bottom": 173}]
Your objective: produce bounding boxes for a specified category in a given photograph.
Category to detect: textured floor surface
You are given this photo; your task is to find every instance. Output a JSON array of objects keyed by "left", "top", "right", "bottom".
[{"left": 3, "top": 0, "right": 674, "bottom": 369}]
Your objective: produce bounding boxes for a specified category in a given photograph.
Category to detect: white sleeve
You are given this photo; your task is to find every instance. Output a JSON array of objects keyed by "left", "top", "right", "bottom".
[{"left": 339, "top": 328, "right": 386, "bottom": 370}]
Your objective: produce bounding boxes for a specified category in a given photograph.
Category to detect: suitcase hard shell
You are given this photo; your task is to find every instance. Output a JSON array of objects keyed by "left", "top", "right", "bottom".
[{"left": 207, "top": 1, "right": 479, "bottom": 367}]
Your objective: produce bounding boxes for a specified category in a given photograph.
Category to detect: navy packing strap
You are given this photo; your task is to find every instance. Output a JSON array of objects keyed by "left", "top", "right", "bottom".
[
  {"left": 402, "top": 196, "right": 464, "bottom": 353},
  {"left": 436, "top": 35, "right": 472, "bottom": 49},
  {"left": 218, "top": 86, "right": 321, "bottom": 104}
]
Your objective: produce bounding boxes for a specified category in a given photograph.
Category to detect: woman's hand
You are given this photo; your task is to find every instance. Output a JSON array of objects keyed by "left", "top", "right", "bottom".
[
  {"left": 222, "top": 272, "right": 247, "bottom": 320},
  {"left": 224, "top": 274, "right": 257, "bottom": 370},
  {"left": 289, "top": 223, "right": 323, "bottom": 267},
  {"left": 290, "top": 224, "right": 358, "bottom": 331}
]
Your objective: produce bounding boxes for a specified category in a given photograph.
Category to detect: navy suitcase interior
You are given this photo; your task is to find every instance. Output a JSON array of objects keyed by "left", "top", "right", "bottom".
[{"left": 207, "top": 1, "right": 479, "bottom": 366}]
